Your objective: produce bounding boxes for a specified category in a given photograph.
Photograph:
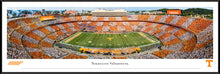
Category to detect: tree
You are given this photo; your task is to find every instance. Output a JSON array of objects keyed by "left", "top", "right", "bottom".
[
  {"left": 181, "top": 8, "right": 213, "bottom": 16},
  {"left": 46, "top": 11, "right": 52, "bottom": 15},
  {"left": 22, "top": 10, "right": 31, "bottom": 14},
  {"left": 13, "top": 13, "right": 17, "bottom": 18},
  {"left": 53, "top": 11, "right": 60, "bottom": 15},
  {"left": 35, "top": 11, "right": 41, "bottom": 14}
]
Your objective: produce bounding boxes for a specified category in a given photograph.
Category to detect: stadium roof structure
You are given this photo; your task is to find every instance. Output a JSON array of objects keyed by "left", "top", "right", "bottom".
[
  {"left": 91, "top": 10, "right": 127, "bottom": 17},
  {"left": 92, "top": 10, "right": 127, "bottom": 12}
]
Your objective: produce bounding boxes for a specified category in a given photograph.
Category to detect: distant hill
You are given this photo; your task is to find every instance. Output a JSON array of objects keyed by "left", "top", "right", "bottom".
[
  {"left": 149, "top": 8, "right": 173, "bottom": 12},
  {"left": 181, "top": 8, "right": 213, "bottom": 16},
  {"left": 149, "top": 8, "right": 213, "bottom": 16}
]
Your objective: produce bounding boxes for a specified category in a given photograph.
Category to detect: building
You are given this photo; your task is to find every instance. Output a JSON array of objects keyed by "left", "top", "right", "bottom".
[
  {"left": 91, "top": 10, "right": 127, "bottom": 17},
  {"left": 64, "top": 10, "right": 78, "bottom": 16},
  {"left": 33, "top": 12, "right": 42, "bottom": 16},
  {"left": 139, "top": 11, "right": 142, "bottom": 14},
  {"left": 143, "top": 11, "right": 164, "bottom": 15}
]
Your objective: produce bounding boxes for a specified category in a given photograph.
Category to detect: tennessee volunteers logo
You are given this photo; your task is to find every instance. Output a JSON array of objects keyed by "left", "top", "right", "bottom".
[
  {"left": 206, "top": 60, "right": 213, "bottom": 67},
  {"left": 107, "top": 38, "right": 113, "bottom": 41}
]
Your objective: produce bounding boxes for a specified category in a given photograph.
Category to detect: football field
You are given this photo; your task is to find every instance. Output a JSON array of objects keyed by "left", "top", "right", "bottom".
[{"left": 60, "top": 32, "right": 160, "bottom": 48}]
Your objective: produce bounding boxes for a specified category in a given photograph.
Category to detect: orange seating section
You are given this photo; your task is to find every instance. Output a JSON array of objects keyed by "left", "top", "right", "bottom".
[
  {"left": 22, "top": 40, "right": 38, "bottom": 48},
  {"left": 164, "top": 16, "right": 175, "bottom": 23},
  {"left": 153, "top": 50, "right": 173, "bottom": 58},
  {"left": 16, "top": 28, "right": 25, "bottom": 34},
  {"left": 29, "top": 51, "right": 53, "bottom": 59},
  {"left": 29, "top": 24, "right": 38, "bottom": 28},
  {"left": 10, "top": 36, "right": 21, "bottom": 45},
  {"left": 187, "top": 18, "right": 213, "bottom": 34},
  {"left": 109, "top": 17, "right": 116, "bottom": 21},
  {"left": 72, "top": 22, "right": 79, "bottom": 26},
  {"left": 143, "top": 15, "right": 151, "bottom": 21},
  {"left": 103, "top": 22, "right": 110, "bottom": 26},
  {"left": 158, "top": 33, "right": 172, "bottom": 40},
  {"left": 76, "top": 16, "right": 82, "bottom": 21},
  {"left": 61, "top": 23, "right": 70, "bottom": 28},
  {"left": 124, "top": 25, "right": 132, "bottom": 31},
  {"left": 63, "top": 54, "right": 87, "bottom": 59},
  {"left": 26, "top": 32, "right": 43, "bottom": 41},
  {"left": 165, "top": 26, "right": 175, "bottom": 32},
  {"left": 38, "top": 27, "right": 51, "bottom": 34},
  {"left": 151, "top": 29, "right": 162, "bottom": 35},
  {"left": 110, "top": 26, "right": 117, "bottom": 31},
  {"left": 145, "top": 22, "right": 153, "bottom": 26},
  {"left": 82, "top": 21, "right": 87, "bottom": 24},
  {"left": 65, "top": 28, "right": 73, "bottom": 32},
  {"left": 22, "top": 18, "right": 33, "bottom": 24},
  {"left": 163, "top": 38, "right": 181, "bottom": 45},
  {"left": 144, "top": 27, "right": 153, "bottom": 32},
  {"left": 40, "top": 41, "right": 52, "bottom": 47},
  {"left": 138, "top": 15, "right": 144, "bottom": 20},
  {"left": 56, "top": 30, "right": 64, "bottom": 35},
  {"left": 175, "top": 17, "right": 189, "bottom": 26},
  {"left": 155, "top": 24, "right": 164, "bottom": 28},
  {"left": 181, "top": 37, "right": 197, "bottom": 52},
  {"left": 174, "top": 29, "right": 186, "bottom": 37},
  {"left": 97, "top": 17, "right": 104, "bottom": 21},
  {"left": 121, "top": 16, "right": 128, "bottom": 20},
  {"left": 50, "top": 25, "right": 61, "bottom": 30},
  {"left": 95, "top": 26, "right": 103, "bottom": 31},
  {"left": 153, "top": 15, "right": 163, "bottom": 22},
  {"left": 74, "top": 26, "right": 80, "bottom": 30},
  {"left": 112, "top": 57, "right": 127, "bottom": 59},
  {"left": 195, "top": 39, "right": 213, "bottom": 50},
  {"left": 7, "top": 21, "right": 19, "bottom": 29},
  {"left": 47, "top": 34, "right": 57, "bottom": 40},
  {"left": 129, "top": 22, "right": 139, "bottom": 25},
  {"left": 63, "top": 16, "right": 71, "bottom": 22},
  {"left": 87, "top": 16, "right": 93, "bottom": 20},
  {"left": 90, "top": 22, "right": 97, "bottom": 26},
  {"left": 117, "top": 22, "right": 123, "bottom": 26}
]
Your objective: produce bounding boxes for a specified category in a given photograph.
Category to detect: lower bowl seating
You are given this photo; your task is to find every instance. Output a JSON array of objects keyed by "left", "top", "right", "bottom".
[{"left": 7, "top": 15, "right": 213, "bottom": 59}]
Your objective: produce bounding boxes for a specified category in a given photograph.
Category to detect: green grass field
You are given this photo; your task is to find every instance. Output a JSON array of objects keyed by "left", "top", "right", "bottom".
[{"left": 60, "top": 32, "right": 161, "bottom": 49}]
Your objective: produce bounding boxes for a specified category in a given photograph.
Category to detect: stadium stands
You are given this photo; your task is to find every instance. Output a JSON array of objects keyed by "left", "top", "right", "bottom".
[{"left": 7, "top": 15, "right": 213, "bottom": 59}]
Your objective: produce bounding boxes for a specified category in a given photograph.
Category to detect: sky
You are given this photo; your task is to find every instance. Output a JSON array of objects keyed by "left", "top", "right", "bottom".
[{"left": 7, "top": 7, "right": 213, "bottom": 11}]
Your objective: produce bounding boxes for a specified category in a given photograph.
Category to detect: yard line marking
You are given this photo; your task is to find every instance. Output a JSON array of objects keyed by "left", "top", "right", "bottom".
[{"left": 64, "top": 32, "right": 82, "bottom": 43}]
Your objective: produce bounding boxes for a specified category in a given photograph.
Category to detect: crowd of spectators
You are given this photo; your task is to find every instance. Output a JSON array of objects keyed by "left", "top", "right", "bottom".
[{"left": 7, "top": 15, "right": 213, "bottom": 59}]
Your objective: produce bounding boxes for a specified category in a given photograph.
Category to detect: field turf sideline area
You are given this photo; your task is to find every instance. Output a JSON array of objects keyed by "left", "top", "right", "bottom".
[{"left": 59, "top": 32, "right": 161, "bottom": 49}]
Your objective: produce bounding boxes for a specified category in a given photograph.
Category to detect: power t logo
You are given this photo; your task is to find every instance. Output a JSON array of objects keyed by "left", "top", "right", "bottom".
[{"left": 206, "top": 60, "right": 213, "bottom": 67}]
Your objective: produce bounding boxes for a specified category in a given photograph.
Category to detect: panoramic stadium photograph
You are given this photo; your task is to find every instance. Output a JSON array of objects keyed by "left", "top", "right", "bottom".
[{"left": 7, "top": 7, "right": 213, "bottom": 59}]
